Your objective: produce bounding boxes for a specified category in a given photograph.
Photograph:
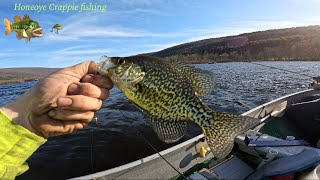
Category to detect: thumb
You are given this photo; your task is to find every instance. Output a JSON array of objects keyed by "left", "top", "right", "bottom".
[{"left": 58, "top": 61, "right": 97, "bottom": 79}]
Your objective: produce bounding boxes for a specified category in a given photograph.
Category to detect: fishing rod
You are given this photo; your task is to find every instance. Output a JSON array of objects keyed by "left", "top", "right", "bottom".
[
  {"left": 247, "top": 61, "right": 316, "bottom": 79},
  {"left": 119, "top": 110, "right": 188, "bottom": 180}
]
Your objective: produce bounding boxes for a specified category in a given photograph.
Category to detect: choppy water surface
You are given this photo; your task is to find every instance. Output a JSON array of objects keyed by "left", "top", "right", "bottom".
[{"left": 0, "top": 61, "right": 318, "bottom": 179}]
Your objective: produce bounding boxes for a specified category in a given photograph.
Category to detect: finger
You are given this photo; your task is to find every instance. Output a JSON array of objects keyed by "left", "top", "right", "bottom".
[
  {"left": 57, "top": 95, "right": 102, "bottom": 111},
  {"left": 46, "top": 120, "right": 85, "bottom": 137},
  {"left": 68, "top": 83, "right": 109, "bottom": 100},
  {"left": 48, "top": 109, "right": 95, "bottom": 123},
  {"left": 56, "top": 61, "right": 97, "bottom": 79},
  {"left": 33, "top": 116, "right": 85, "bottom": 138},
  {"left": 81, "top": 74, "right": 113, "bottom": 90}
]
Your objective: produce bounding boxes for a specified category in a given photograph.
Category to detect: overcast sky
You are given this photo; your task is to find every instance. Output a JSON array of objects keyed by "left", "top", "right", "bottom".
[{"left": 1, "top": 0, "right": 320, "bottom": 68}]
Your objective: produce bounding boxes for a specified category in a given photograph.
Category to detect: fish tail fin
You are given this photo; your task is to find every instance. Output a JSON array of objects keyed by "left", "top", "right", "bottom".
[
  {"left": 4, "top": 18, "right": 12, "bottom": 35},
  {"left": 203, "top": 111, "right": 260, "bottom": 159}
]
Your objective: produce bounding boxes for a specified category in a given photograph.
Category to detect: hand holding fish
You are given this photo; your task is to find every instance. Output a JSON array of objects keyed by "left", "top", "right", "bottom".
[{"left": 0, "top": 61, "right": 113, "bottom": 138}]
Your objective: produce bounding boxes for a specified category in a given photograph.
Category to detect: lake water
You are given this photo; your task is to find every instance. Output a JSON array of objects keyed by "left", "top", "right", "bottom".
[{"left": 0, "top": 61, "right": 318, "bottom": 179}]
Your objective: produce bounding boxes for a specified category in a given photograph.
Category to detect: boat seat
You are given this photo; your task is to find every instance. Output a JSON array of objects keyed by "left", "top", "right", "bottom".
[
  {"left": 235, "top": 130, "right": 320, "bottom": 179},
  {"left": 236, "top": 130, "right": 317, "bottom": 158},
  {"left": 246, "top": 148, "right": 320, "bottom": 180},
  {"left": 245, "top": 136, "right": 310, "bottom": 147}
]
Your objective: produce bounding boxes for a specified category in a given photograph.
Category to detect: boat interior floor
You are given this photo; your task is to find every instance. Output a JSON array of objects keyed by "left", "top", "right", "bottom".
[{"left": 188, "top": 94, "right": 320, "bottom": 180}]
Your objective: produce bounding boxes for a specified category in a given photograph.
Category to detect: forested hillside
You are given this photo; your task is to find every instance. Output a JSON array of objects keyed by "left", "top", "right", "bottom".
[{"left": 148, "top": 26, "right": 320, "bottom": 63}]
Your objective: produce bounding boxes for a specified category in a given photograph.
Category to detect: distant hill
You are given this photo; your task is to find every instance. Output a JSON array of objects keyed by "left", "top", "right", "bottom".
[
  {"left": 0, "top": 68, "right": 60, "bottom": 84},
  {"left": 2, "top": 26, "right": 320, "bottom": 84},
  {"left": 148, "top": 25, "right": 320, "bottom": 63}
]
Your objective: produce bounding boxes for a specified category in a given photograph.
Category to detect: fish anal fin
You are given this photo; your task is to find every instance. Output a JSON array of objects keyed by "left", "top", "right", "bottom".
[
  {"left": 14, "top": 16, "right": 23, "bottom": 22},
  {"left": 203, "top": 112, "right": 260, "bottom": 159},
  {"left": 3, "top": 18, "right": 12, "bottom": 35},
  {"left": 25, "top": 37, "right": 30, "bottom": 42},
  {"left": 147, "top": 116, "right": 187, "bottom": 143},
  {"left": 16, "top": 32, "right": 23, "bottom": 40},
  {"left": 170, "top": 60, "right": 216, "bottom": 96}
]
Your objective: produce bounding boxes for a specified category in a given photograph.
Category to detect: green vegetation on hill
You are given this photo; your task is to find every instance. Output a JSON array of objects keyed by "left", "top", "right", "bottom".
[{"left": 148, "top": 26, "right": 320, "bottom": 63}]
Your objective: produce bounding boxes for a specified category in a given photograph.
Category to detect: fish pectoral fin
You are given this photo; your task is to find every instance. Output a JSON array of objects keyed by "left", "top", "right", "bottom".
[
  {"left": 14, "top": 16, "right": 23, "bottom": 23},
  {"left": 169, "top": 60, "right": 216, "bottom": 96},
  {"left": 16, "top": 32, "right": 23, "bottom": 40},
  {"left": 203, "top": 112, "right": 260, "bottom": 159},
  {"left": 128, "top": 100, "right": 188, "bottom": 143},
  {"left": 22, "top": 30, "right": 28, "bottom": 38},
  {"left": 129, "top": 99, "right": 145, "bottom": 112},
  {"left": 147, "top": 116, "right": 187, "bottom": 143}
]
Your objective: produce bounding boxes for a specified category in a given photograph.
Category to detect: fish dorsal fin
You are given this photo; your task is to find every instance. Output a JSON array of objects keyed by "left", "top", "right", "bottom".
[
  {"left": 169, "top": 60, "right": 216, "bottom": 96},
  {"left": 23, "top": 15, "right": 30, "bottom": 20},
  {"left": 14, "top": 16, "right": 23, "bottom": 23},
  {"left": 146, "top": 115, "right": 187, "bottom": 143}
]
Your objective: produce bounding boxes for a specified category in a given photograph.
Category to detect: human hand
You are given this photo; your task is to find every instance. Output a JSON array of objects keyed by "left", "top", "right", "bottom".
[{"left": 0, "top": 61, "right": 113, "bottom": 138}]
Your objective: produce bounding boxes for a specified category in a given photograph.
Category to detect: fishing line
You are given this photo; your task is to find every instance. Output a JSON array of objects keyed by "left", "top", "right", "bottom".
[
  {"left": 90, "top": 128, "right": 94, "bottom": 173},
  {"left": 119, "top": 110, "right": 188, "bottom": 180},
  {"left": 247, "top": 61, "right": 315, "bottom": 79}
]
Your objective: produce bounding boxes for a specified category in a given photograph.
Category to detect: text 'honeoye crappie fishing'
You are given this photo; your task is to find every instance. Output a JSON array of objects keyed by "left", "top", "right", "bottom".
[{"left": 13, "top": 3, "right": 107, "bottom": 13}]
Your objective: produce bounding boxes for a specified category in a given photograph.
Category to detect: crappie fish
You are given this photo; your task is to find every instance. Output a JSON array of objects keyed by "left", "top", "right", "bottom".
[
  {"left": 97, "top": 55, "right": 259, "bottom": 159},
  {"left": 3, "top": 15, "right": 43, "bottom": 42}
]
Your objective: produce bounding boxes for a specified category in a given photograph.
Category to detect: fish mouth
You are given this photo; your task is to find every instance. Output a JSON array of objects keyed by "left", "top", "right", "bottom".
[
  {"left": 96, "top": 56, "right": 115, "bottom": 76},
  {"left": 96, "top": 56, "right": 145, "bottom": 86},
  {"left": 32, "top": 28, "right": 43, "bottom": 37}
]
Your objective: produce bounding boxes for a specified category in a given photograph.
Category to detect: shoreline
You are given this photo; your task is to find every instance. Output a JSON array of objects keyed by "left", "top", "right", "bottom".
[
  {"left": 1, "top": 59, "right": 319, "bottom": 85},
  {"left": 0, "top": 78, "right": 39, "bottom": 85},
  {"left": 0, "top": 67, "right": 59, "bottom": 85}
]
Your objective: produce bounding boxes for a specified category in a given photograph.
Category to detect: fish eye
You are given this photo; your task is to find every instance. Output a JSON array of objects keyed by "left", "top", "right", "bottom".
[
  {"left": 118, "top": 59, "right": 125, "bottom": 65},
  {"left": 30, "top": 24, "right": 34, "bottom": 28}
]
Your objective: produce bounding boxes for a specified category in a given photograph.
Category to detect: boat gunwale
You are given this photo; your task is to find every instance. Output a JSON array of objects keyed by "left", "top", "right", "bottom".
[
  {"left": 71, "top": 88, "right": 317, "bottom": 180},
  {"left": 242, "top": 89, "right": 313, "bottom": 117},
  {"left": 70, "top": 134, "right": 205, "bottom": 180}
]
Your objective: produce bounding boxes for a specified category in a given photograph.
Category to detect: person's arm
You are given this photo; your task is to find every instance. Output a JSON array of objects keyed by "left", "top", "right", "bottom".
[
  {"left": 0, "top": 61, "right": 113, "bottom": 179},
  {"left": 0, "top": 109, "right": 46, "bottom": 179}
]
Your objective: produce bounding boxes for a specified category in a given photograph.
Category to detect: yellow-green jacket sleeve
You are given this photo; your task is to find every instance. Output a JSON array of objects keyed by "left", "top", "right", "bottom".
[{"left": 0, "top": 110, "right": 46, "bottom": 180}]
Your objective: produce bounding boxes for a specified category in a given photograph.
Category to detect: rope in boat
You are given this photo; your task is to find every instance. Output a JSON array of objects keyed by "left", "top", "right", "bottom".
[
  {"left": 247, "top": 61, "right": 315, "bottom": 79},
  {"left": 119, "top": 110, "right": 188, "bottom": 180}
]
